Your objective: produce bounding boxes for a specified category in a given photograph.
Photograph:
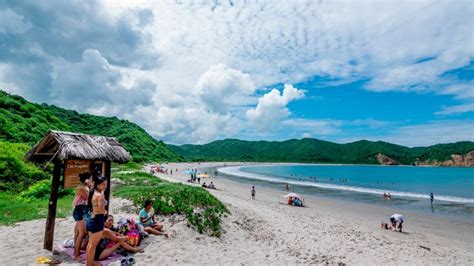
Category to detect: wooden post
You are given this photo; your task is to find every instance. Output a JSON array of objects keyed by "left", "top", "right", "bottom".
[
  {"left": 44, "top": 160, "right": 62, "bottom": 251},
  {"left": 104, "top": 160, "right": 111, "bottom": 212}
]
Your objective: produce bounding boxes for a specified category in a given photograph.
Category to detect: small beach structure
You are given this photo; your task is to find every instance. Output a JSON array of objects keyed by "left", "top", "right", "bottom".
[
  {"left": 282, "top": 193, "right": 305, "bottom": 207},
  {"left": 197, "top": 173, "right": 210, "bottom": 178},
  {"left": 24, "top": 130, "right": 131, "bottom": 251}
]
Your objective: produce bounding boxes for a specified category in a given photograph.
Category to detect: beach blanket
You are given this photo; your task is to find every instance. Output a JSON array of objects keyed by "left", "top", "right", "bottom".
[{"left": 58, "top": 245, "right": 124, "bottom": 266}]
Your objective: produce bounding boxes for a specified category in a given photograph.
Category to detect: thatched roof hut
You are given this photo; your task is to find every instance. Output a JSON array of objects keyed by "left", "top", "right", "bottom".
[
  {"left": 25, "top": 130, "right": 131, "bottom": 163},
  {"left": 24, "top": 130, "right": 131, "bottom": 251}
]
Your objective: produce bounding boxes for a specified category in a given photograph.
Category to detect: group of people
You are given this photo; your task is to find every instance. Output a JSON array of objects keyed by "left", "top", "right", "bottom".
[
  {"left": 72, "top": 172, "right": 168, "bottom": 266},
  {"left": 202, "top": 181, "right": 216, "bottom": 189}
]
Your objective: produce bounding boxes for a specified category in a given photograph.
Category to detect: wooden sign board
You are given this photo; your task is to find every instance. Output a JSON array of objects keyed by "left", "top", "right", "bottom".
[{"left": 64, "top": 160, "right": 91, "bottom": 188}]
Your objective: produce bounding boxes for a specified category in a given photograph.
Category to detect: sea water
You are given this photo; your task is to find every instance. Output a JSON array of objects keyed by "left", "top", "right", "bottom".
[{"left": 217, "top": 164, "right": 474, "bottom": 219}]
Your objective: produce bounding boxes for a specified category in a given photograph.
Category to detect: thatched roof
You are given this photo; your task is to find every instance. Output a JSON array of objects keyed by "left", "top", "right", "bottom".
[{"left": 25, "top": 130, "right": 131, "bottom": 163}]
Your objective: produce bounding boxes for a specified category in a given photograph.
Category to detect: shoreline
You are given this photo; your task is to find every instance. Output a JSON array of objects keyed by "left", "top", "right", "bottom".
[
  {"left": 152, "top": 162, "right": 474, "bottom": 263},
  {"left": 215, "top": 164, "right": 474, "bottom": 210}
]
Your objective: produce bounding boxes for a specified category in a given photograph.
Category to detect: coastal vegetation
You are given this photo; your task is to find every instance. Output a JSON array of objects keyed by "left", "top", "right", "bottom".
[
  {"left": 170, "top": 138, "right": 474, "bottom": 165},
  {"left": 113, "top": 170, "right": 229, "bottom": 237},
  {"left": 0, "top": 90, "right": 181, "bottom": 162}
]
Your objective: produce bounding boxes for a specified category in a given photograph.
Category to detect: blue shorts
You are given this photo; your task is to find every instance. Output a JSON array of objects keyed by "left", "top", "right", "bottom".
[
  {"left": 73, "top": 205, "right": 90, "bottom": 221},
  {"left": 87, "top": 214, "right": 105, "bottom": 233}
]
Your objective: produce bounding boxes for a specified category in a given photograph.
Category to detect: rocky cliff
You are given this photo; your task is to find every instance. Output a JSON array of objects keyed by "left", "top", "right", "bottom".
[
  {"left": 415, "top": 151, "right": 474, "bottom": 166},
  {"left": 376, "top": 153, "right": 399, "bottom": 165}
]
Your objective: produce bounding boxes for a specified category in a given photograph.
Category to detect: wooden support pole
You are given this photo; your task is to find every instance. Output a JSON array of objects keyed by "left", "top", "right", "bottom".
[
  {"left": 104, "top": 160, "right": 111, "bottom": 213},
  {"left": 44, "top": 160, "right": 62, "bottom": 251}
]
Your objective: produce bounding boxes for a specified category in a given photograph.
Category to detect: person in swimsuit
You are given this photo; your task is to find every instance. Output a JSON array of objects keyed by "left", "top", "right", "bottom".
[
  {"left": 73, "top": 172, "right": 92, "bottom": 258},
  {"left": 251, "top": 186, "right": 256, "bottom": 200},
  {"left": 86, "top": 175, "right": 108, "bottom": 266},
  {"left": 138, "top": 200, "right": 169, "bottom": 238}
]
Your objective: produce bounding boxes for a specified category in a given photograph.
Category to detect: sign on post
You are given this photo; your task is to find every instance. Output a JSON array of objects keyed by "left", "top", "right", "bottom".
[{"left": 63, "top": 160, "right": 90, "bottom": 188}]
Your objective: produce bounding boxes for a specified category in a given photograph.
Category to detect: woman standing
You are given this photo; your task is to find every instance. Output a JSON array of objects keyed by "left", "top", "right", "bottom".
[
  {"left": 86, "top": 175, "right": 108, "bottom": 266},
  {"left": 73, "top": 173, "right": 92, "bottom": 258}
]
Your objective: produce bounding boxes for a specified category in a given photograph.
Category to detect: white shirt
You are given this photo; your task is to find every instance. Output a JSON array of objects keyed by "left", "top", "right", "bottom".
[{"left": 391, "top": 214, "right": 404, "bottom": 222}]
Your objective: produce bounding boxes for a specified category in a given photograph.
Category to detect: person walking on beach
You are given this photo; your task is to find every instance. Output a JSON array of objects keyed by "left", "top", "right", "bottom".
[
  {"left": 430, "top": 193, "right": 434, "bottom": 206},
  {"left": 251, "top": 186, "right": 256, "bottom": 200}
]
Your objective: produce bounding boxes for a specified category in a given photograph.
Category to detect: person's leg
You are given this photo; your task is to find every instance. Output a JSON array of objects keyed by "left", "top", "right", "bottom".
[
  {"left": 86, "top": 231, "right": 103, "bottom": 266},
  {"left": 98, "top": 243, "right": 121, "bottom": 260},
  {"left": 120, "top": 241, "right": 144, "bottom": 253},
  {"left": 152, "top": 223, "right": 163, "bottom": 231},
  {"left": 74, "top": 220, "right": 86, "bottom": 257},
  {"left": 102, "top": 229, "right": 126, "bottom": 242},
  {"left": 145, "top": 227, "right": 169, "bottom": 238}
]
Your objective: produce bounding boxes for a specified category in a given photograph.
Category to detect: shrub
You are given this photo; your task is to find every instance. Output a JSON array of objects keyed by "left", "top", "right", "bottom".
[
  {"left": 19, "top": 179, "right": 74, "bottom": 200},
  {"left": 0, "top": 141, "right": 49, "bottom": 191},
  {"left": 114, "top": 171, "right": 228, "bottom": 237}
]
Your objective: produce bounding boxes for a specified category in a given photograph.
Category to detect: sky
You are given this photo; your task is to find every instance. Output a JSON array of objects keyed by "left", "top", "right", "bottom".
[{"left": 0, "top": 0, "right": 473, "bottom": 146}]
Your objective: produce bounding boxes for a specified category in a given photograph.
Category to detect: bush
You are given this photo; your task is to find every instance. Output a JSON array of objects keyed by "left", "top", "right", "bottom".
[
  {"left": 0, "top": 141, "right": 49, "bottom": 191},
  {"left": 19, "top": 179, "right": 74, "bottom": 200},
  {"left": 114, "top": 171, "right": 228, "bottom": 237}
]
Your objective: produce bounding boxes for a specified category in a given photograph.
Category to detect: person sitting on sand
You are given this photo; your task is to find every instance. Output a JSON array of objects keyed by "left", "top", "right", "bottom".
[
  {"left": 380, "top": 221, "right": 391, "bottom": 230},
  {"left": 138, "top": 200, "right": 169, "bottom": 238},
  {"left": 81, "top": 215, "right": 144, "bottom": 259},
  {"left": 390, "top": 214, "right": 404, "bottom": 232},
  {"left": 208, "top": 182, "right": 216, "bottom": 189},
  {"left": 202, "top": 182, "right": 207, "bottom": 188}
]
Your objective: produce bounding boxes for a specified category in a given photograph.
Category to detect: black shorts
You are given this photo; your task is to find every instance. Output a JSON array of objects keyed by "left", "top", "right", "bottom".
[
  {"left": 73, "top": 205, "right": 90, "bottom": 221},
  {"left": 87, "top": 214, "right": 105, "bottom": 233},
  {"left": 94, "top": 239, "right": 109, "bottom": 260}
]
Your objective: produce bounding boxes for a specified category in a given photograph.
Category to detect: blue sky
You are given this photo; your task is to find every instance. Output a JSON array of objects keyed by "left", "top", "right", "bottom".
[{"left": 0, "top": 1, "right": 473, "bottom": 146}]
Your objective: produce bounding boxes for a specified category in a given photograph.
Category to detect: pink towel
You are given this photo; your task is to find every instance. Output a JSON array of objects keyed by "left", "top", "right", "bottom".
[{"left": 58, "top": 246, "right": 124, "bottom": 266}]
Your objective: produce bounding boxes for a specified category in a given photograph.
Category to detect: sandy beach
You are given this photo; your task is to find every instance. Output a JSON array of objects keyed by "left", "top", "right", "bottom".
[{"left": 1, "top": 162, "right": 473, "bottom": 265}]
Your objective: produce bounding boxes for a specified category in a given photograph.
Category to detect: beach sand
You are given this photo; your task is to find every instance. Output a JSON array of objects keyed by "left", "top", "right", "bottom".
[{"left": 1, "top": 162, "right": 473, "bottom": 265}]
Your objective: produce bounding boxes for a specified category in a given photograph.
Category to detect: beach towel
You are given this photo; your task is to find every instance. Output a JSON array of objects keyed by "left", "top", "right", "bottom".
[{"left": 58, "top": 245, "right": 124, "bottom": 266}]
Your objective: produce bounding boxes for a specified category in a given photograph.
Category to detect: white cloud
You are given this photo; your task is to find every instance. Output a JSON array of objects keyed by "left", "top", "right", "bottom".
[
  {"left": 247, "top": 84, "right": 305, "bottom": 130},
  {"left": 196, "top": 64, "right": 255, "bottom": 114},
  {"left": 50, "top": 49, "right": 154, "bottom": 116},
  {"left": 0, "top": 8, "right": 31, "bottom": 34},
  {"left": 0, "top": 1, "right": 473, "bottom": 145},
  {"left": 436, "top": 103, "right": 474, "bottom": 116}
]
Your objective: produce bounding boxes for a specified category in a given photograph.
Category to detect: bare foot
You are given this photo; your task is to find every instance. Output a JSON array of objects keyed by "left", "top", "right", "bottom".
[{"left": 135, "top": 247, "right": 145, "bottom": 253}]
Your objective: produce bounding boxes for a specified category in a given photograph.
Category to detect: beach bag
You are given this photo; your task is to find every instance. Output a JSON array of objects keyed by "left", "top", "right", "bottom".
[{"left": 126, "top": 231, "right": 141, "bottom": 247}]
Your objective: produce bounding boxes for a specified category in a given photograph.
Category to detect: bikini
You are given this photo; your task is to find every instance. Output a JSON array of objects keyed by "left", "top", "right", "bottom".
[
  {"left": 72, "top": 186, "right": 89, "bottom": 221},
  {"left": 87, "top": 195, "right": 108, "bottom": 233}
]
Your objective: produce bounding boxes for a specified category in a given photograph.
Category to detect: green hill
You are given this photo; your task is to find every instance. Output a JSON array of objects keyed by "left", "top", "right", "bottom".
[
  {"left": 170, "top": 138, "right": 474, "bottom": 165},
  {"left": 0, "top": 90, "right": 181, "bottom": 162}
]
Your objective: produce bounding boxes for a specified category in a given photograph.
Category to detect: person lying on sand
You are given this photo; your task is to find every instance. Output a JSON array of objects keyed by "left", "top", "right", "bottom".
[{"left": 138, "top": 200, "right": 169, "bottom": 238}]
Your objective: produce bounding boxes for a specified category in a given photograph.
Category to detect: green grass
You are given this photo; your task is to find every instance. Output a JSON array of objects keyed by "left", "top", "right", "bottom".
[
  {"left": 112, "top": 170, "right": 228, "bottom": 237},
  {"left": 0, "top": 192, "right": 74, "bottom": 225}
]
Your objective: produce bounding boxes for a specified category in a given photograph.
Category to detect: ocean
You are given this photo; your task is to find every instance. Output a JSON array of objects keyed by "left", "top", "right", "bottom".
[{"left": 217, "top": 164, "right": 474, "bottom": 219}]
